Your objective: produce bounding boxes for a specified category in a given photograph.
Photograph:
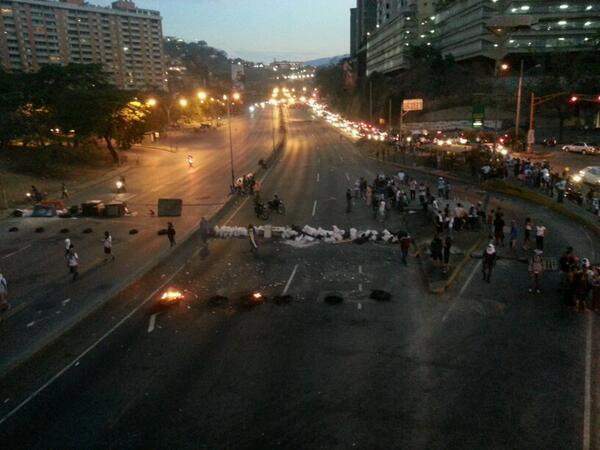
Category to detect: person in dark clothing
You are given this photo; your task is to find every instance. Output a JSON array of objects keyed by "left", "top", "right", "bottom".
[
  {"left": 493, "top": 214, "right": 505, "bottom": 247},
  {"left": 167, "top": 222, "right": 176, "bottom": 248},
  {"left": 482, "top": 243, "right": 497, "bottom": 283},
  {"left": 346, "top": 188, "right": 353, "bottom": 213},
  {"left": 430, "top": 235, "right": 443, "bottom": 266},
  {"left": 399, "top": 233, "right": 412, "bottom": 266},
  {"left": 443, "top": 236, "right": 452, "bottom": 274}
]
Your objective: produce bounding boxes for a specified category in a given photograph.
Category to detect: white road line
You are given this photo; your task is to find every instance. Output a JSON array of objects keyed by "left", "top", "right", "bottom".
[
  {"left": 147, "top": 313, "right": 157, "bottom": 333},
  {"left": 316, "top": 173, "right": 320, "bottom": 183},
  {"left": 2, "top": 245, "right": 32, "bottom": 260},
  {"left": 584, "top": 314, "right": 592, "bottom": 450},
  {"left": 358, "top": 283, "right": 363, "bottom": 292},
  {"left": 61, "top": 298, "right": 71, "bottom": 306},
  {"left": 358, "top": 265, "right": 363, "bottom": 275},
  {"left": 345, "top": 173, "right": 350, "bottom": 181},
  {"left": 282, "top": 264, "right": 299, "bottom": 296},
  {"left": 312, "top": 200, "right": 317, "bottom": 217},
  {"left": 442, "top": 260, "right": 482, "bottom": 323},
  {"left": 0, "top": 261, "right": 187, "bottom": 427}
]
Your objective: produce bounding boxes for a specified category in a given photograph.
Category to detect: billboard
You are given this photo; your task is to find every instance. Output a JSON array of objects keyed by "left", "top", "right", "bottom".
[{"left": 402, "top": 99, "right": 424, "bottom": 112}]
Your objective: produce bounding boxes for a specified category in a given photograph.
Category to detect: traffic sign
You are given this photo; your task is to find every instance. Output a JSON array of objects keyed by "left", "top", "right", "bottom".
[{"left": 402, "top": 99, "right": 424, "bottom": 112}]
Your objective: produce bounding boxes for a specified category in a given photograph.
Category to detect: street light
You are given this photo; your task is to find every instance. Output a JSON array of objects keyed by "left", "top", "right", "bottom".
[
  {"left": 179, "top": 98, "right": 188, "bottom": 108},
  {"left": 197, "top": 91, "right": 207, "bottom": 102},
  {"left": 225, "top": 92, "right": 242, "bottom": 189},
  {"left": 146, "top": 98, "right": 157, "bottom": 107}
]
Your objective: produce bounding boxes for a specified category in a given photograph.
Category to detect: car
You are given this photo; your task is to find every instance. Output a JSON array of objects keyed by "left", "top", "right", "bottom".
[
  {"left": 571, "top": 166, "right": 600, "bottom": 186},
  {"left": 562, "top": 142, "right": 598, "bottom": 155}
]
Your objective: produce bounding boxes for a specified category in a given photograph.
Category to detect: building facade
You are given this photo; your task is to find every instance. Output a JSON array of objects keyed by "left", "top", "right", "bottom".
[
  {"left": 367, "top": 0, "right": 436, "bottom": 75},
  {"left": 0, "top": 0, "right": 166, "bottom": 89},
  {"left": 435, "top": 0, "right": 600, "bottom": 62},
  {"left": 350, "top": 7, "right": 358, "bottom": 56}
]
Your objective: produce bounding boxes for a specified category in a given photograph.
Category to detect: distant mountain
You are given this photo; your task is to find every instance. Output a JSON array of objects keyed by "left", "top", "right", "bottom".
[{"left": 304, "top": 55, "right": 349, "bottom": 67}]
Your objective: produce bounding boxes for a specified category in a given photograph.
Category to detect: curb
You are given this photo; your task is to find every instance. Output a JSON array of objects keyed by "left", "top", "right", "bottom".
[{"left": 0, "top": 123, "right": 288, "bottom": 380}]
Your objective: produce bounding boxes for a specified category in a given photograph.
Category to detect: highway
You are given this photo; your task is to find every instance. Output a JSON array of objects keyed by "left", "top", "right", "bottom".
[{"left": 0, "top": 107, "right": 599, "bottom": 449}]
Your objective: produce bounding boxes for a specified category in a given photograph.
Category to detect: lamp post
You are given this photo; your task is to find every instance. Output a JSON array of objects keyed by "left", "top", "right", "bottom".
[
  {"left": 272, "top": 104, "right": 276, "bottom": 153},
  {"left": 225, "top": 93, "right": 241, "bottom": 189},
  {"left": 526, "top": 91, "right": 566, "bottom": 152}
]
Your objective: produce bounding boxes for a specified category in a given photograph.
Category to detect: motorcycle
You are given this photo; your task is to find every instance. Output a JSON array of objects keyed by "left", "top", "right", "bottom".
[
  {"left": 268, "top": 199, "right": 286, "bottom": 215},
  {"left": 115, "top": 179, "right": 126, "bottom": 193},
  {"left": 254, "top": 202, "right": 270, "bottom": 220}
]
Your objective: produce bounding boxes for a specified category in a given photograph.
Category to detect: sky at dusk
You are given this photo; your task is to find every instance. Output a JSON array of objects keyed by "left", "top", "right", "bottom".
[{"left": 94, "top": 0, "right": 355, "bottom": 62}]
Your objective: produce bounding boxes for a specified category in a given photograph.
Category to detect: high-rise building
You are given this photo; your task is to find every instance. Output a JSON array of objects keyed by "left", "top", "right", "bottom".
[
  {"left": 350, "top": 7, "right": 358, "bottom": 56},
  {"left": 0, "top": 0, "right": 166, "bottom": 89},
  {"left": 356, "top": 0, "right": 377, "bottom": 49},
  {"left": 367, "top": 0, "right": 436, "bottom": 75},
  {"left": 435, "top": 0, "right": 600, "bottom": 62}
]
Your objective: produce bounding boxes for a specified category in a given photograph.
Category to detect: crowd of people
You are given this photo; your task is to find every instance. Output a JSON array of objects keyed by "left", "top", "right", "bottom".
[
  {"left": 559, "top": 247, "right": 600, "bottom": 311},
  {"left": 482, "top": 156, "right": 600, "bottom": 215}
]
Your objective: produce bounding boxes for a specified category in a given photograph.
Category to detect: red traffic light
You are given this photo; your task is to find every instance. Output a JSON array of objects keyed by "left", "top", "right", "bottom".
[{"left": 569, "top": 95, "right": 579, "bottom": 103}]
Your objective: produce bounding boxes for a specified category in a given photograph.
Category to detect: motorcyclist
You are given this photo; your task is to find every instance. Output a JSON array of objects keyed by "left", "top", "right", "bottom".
[{"left": 268, "top": 194, "right": 281, "bottom": 211}]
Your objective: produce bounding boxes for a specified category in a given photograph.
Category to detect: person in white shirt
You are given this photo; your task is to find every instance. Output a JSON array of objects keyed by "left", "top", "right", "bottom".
[
  {"left": 0, "top": 273, "right": 9, "bottom": 312},
  {"left": 103, "top": 231, "right": 115, "bottom": 262},
  {"left": 535, "top": 224, "right": 547, "bottom": 251},
  {"left": 66, "top": 245, "right": 79, "bottom": 281}
]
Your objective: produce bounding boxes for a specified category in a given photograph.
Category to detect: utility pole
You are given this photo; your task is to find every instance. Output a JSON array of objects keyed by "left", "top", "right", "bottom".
[
  {"left": 369, "top": 80, "right": 373, "bottom": 124},
  {"left": 527, "top": 92, "right": 535, "bottom": 153},
  {"left": 272, "top": 105, "right": 276, "bottom": 152},
  {"left": 227, "top": 99, "right": 235, "bottom": 188},
  {"left": 388, "top": 98, "right": 392, "bottom": 132},
  {"left": 514, "top": 59, "right": 524, "bottom": 150}
]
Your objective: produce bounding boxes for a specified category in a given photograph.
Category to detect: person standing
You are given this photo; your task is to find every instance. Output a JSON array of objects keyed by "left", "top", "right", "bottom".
[
  {"left": 430, "top": 235, "right": 443, "bottom": 267},
  {"left": 493, "top": 213, "right": 505, "bottom": 247},
  {"left": 66, "top": 245, "right": 79, "bottom": 281},
  {"left": 346, "top": 188, "right": 353, "bottom": 213},
  {"left": 437, "top": 177, "right": 445, "bottom": 198},
  {"left": 529, "top": 249, "right": 545, "bottom": 293},
  {"left": 399, "top": 233, "right": 411, "bottom": 266},
  {"left": 482, "top": 243, "right": 497, "bottom": 283},
  {"left": 535, "top": 223, "right": 546, "bottom": 251},
  {"left": 199, "top": 216, "right": 211, "bottom": 244},
  {"left": 443, "top": 236, "right": 452, "bottom": 274},
  {"left": 523, "top": 218, "right": 532, "bottom": 250},
  {"left": 0, "top": 272, "right": 9, "bottom": 312},
  {"left": 486, "top": 209, "right": 495, "bottom": 239},
  {"left": 409, "top": 180, "right": 417, "bottom": 201},
  {"left": 187, "top": 155, "right": 194, "bottom": 168},
  {"left": 378, "top": 199, "right": 386, "bottom": 223},
  {"left": 167, "top": 222, "right": 176, "bottom": 248},
  {"left": 103, "top": 231, "right": 115, "bottom": 262},
  {"left": 509, "top": 220, "right": 518, "bottom": 252},
  {"left": 248, "top": 224, "right": 258, "bottom": 253}
]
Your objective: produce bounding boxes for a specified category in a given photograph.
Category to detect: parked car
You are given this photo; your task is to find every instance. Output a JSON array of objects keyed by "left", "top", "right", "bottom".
[
  {"left": 562, "top": 142, "right": 598, "bottom": 155},
  {"left": 571, "top": 166, "right": 600, "bottom": 186}
]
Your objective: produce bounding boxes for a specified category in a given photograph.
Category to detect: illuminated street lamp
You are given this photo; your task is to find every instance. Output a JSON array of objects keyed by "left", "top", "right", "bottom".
[
  {"left": 197, "top": 91, "right": 207, "bottom": 102},
  {"left": 179, "top": 98, "right": 188, "bottom": 108},
  {"left": 146, "top": 98, "right": 157, "bottom": 107}
]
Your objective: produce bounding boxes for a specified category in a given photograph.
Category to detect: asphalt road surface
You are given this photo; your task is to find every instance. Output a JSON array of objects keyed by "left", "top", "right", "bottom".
[
  {"left": 0, "top": 108, "right": 279, "bottom": 377},
  {"left": 1, "top": 108, "right": 599, "bottom": 449}
]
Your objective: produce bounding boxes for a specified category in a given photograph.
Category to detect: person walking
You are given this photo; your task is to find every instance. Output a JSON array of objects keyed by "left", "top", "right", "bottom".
[
  {"left": 523, "top": 218, "right": 532, "bottom": 250},
  {"left": 248, "top": 224, "right": 258, "bottom": 253},
  {"left": 61, "top": 182, "right": 69, "bottom": 199},
  {"left": 187, "top": 155, "right": 194, "bottom": 168},
  {"left": 535, "top": 223, "right": 546, "bottom": 251},
  {"left": 167, "top": 222, "right": 176, "bottom": 248},
  {"left": 443, "top": 236, "right": 452, "bottom": 274},
  {"left": 346, "top": 188, "right": 353, "bottom": 213},
  {"left": 486, "top": 209, "right": 495, "bottom": 239},
  {"left": 0, "top": 272, "right": 9, "bottom": 313},
  {"left": 509, "top": 220, "right": 518, "bottom": 252},
  {"left": 103, "top": 231, "right": 115, "bottom": 262},
  {"left": 529, "top": 249, "right": 545, "bottom": 293},
  {"left": 437, "top": 177, "right": 445, "bottom": 198},
  {"left": 377, "top": 199, "right": 386, "bottom": 223},
  {"left": 64, "top": 238, "right": 71, "bottom": 257},
  {"left": 199, "top": 216, "right": 211, "bottom": 244},
  {"left": 409, "top": 180, "right": 417, "bottom": 201},
  {"left": 399, "top": 232, "right": 411, "bottom": 266},
  {"left": 482, "top": 243, "right": 497, "bottom": 283},
  {"left": 66, "top": 244, "right": 79, "bottom": 281}
]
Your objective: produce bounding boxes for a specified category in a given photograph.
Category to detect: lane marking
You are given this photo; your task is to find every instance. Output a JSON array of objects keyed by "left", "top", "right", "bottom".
[
  {"left": 147, "top": 313, "right": 157, "bottom": 333},
  {"left": 358, "top": 265, "right": 363, "bottom": 275},
  {"left": 61, "top": 298, "right": 71, "bottom": 306},
  {"left": 282, "top": 265, "right": 299, "bottom": 296},
  {"left": 0, "top": 261, "right": 187, "bottom": 427},
  {"left": 442, "top": 260, "right": 481, "bottom": 323},
  {"left": 358, "top": 283, "right": 363, "bottom": 292},
  {"left": 2, "top": 245, "right": 32, "bottom": 260},
  {"left": 583, "top": 314, "right": 592, "bottom": 450},
  {"left": 316, "top": 173, "right": 320, "bottom": 183},
  {"left": 345, "top": 173, "right": 350, "bottom": 181},
  {"left": 312, "top": 200, "right": 317, "bottom": 217}
]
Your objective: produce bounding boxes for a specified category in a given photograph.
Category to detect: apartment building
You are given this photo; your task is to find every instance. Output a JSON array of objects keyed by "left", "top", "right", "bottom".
[
  {"left": 435, "top": 0, "right": 600, "bottom": 62},
  {"left": 0, "top": 0, "right": 166, "bottom": 89},
  {"left": 367, "top": 0, "right": 436, "bottom": 75}
]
